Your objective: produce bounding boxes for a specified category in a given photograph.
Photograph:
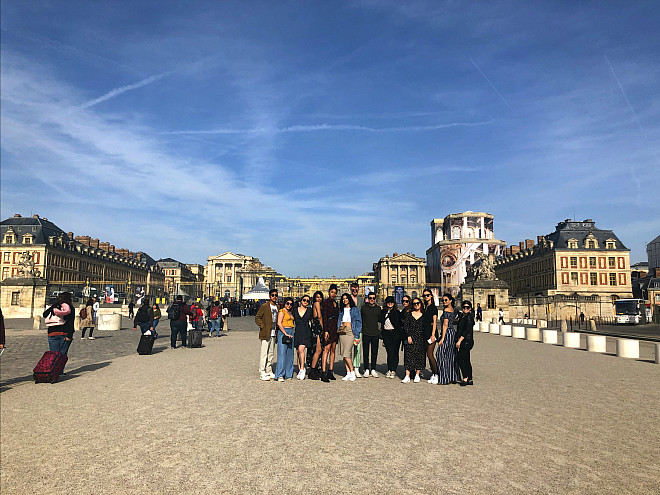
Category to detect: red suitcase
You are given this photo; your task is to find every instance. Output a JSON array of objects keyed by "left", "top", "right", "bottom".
[{"left": 33, "top": 351, "right": 68, "bottom": 383}]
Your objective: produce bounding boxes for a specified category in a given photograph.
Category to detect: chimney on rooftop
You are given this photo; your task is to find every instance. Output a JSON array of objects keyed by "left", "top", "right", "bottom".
[
  {"left": 109, "top": 245, "right": 115, "bottom": 252},
  {"left": 511, "top": 245, "right": 520, "bottom": 254},
  {"left": 14, "top": 214, "right": 22, "bottom": 218},
  {"left": 68, "top": 232, "right": 74, "bottom": 240},
  {"left": 90, "top": 238, "right": 100, "bottom": 248},
  {"left": 525, "top": 239, "right": 534, "bottom": 249},
  {"left": 76, "top": 236, "right": 91, "bottom": 246},
  {"left": 99, "top": 242, "right": 110, "bottom": 251},
  {"left": 537, "top": 236, "right": 544, "bottom": 245},
  {"left": 32, "top": 214, "right": 38, "bottom": 218}
]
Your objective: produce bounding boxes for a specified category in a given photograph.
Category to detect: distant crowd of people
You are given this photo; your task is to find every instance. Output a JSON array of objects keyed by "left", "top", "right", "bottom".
[{"left": 255, "top": 282, "right": 474, "bottom": 386}]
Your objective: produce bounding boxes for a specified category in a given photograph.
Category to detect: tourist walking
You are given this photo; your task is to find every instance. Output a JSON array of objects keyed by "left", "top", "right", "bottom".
[
  {"left": 436, "top": 293, "right": 460, "bottom": 385},
  {"left": 92, "top": 296, "right": 100, "bottom": 324},
  {"left": 167, "top": 295, "right": 189, "bottom": 349},
  {"left": 128, "top": 300, "right": 135, "bottom": 319},
  {"left": 320, "top": 284, "right": 339, "bottom": 382},
  {"left": 498, "top": 308, "right": 505, "bottom": 324},
  {"left": 276, "top": 298, "right": 295, "bottom": 381},
  {"left": 380, "top": 296, "right": 402, "bottom": 378},
  {"left": 133, "top": 298, "right": 154, "bottom": 335},
  {"left": 337, "top": 293, "right": 361, "bottom": 382},
  {"left": 255, "top": 289, "right": 279, "bottom": 381},
  {"left": 476, "top": 303, "right": 482, "bottom": 322},
  {"left": 402, "top": 297, "right": 424, "bottom": 383},
  {"left": 360, "top": 292, "right": 381, "bottom": 377},
  {"left": 456, "top": 300, "right": 475, "bottom": 386},
  {"left": 221, "top": 303, "right": 229, "bottom": 331},
  {"left": 307, "top": 291, "right": 324, "bottom": 380},
  {"left": 152, "top": 303, "right": 161, "bottom": 336},
  {"left": 294, "top": 295, "right": 313, "bottom": 380},
  {"left": 80, "top": 298, "right": 95, "bottom": 339},
  {"left": 422, "top": 290, "right": 439, "bottom": 384},
  {"left": 209, "top": 301, "right": 221, "bottom": 337},
  {"left": 44, "top": 291, "right": 75, "bottom": 356}
]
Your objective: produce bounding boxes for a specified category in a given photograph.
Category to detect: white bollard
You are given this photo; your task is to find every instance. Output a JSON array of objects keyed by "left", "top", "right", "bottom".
[
  {"left": 539, "top": 320, "right": 548, "bottom": 328},
  {"left": 616, "top": 339, "right": 639, "bottom": 359},
  {"left": 563, "top": 332, "right": 581, "bottom": 348},
  {"left": 501, "top": 324, "right": 512, "bottom": 337},
  {"left": 481, "top": 322, "right": 490, "bottom": 333},
  {"left": 560, "top": 320, "right": 568, "bottom": 332},
  {"left": 525, "top": 327, "right": 541, "bottom": 342},
  {"left": 542, "top": 329, "right": 558, "bottom": 344},
  {"left": 97, "top": 313, "right": 122, "bottom": 331},
  {"left": 586, "top": 335, "right": 607, "bottom": 353},
  {"left": 531, "top": 319, "right": 537, "bottom": 325},
  {"left": 512, "top": 326, "right": 525, "bottom": 339},
  {"left": 492, "top": 317, "right": 498, "bottom": 324},
  {"left": 655, "top": 343, "right": 660, "bottom": 364},
  {"left": 490, "top": 323, "right": 501, "bottom": 334}
]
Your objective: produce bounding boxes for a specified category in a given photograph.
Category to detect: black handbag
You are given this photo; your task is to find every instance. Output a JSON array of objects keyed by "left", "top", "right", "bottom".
[{"left": 282, "top": 334, "right": 293, "bottom": 345}]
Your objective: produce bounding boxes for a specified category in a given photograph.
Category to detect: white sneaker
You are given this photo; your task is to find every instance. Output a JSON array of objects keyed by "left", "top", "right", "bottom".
[
  {"left": 413, "top": 375, "right": 420, "bottom": 383},
  {"left": 299, "top": 369, "right": 306, "bottom": 380},
  {"left": 363, "top": 369, "right": 370, "bottom": 377},
  {"left": 402, "top": 375, "right": 410, "bottom": 383},
  {"left": 389, "top": 371, "right": 395, "bottom": 379},
  {"left": 354, "top": 370, "right": 362, "bottom": 378},
  {"left": 385, "top": 371, "right": 391, "bottom": 378},
  {"left": 267, "top": 372, "right": 275, "bottom": 378},
  {"left": 260, "top": 373, "right": 271, "bottom": 381},
  {"left": 278, "top": 377, "right": 284, "bottom": 382},
  {"left": 81, "top": 337, "right": 85, "bottom": 340},
  {"left": 342, "top": 373, "right": 351, "bottom": 381},
  {"left": 371, "top": 370, "right": 378, "bottom": 378},
  {"left": 432, "top": 375, "right": 439, "bottom": 384},
  {"left": 88, "top": 336, "right": 95, "bottom": 340},
  {"left": 348, "top": 371, "right": 356, "bottom": 382}
]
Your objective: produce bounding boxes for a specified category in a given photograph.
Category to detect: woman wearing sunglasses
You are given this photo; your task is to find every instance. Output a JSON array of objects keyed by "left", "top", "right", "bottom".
[
  {"left": 380, "top": 296, "right": 402, "bottom": 378},
  {"left": 402, "top": 297, "right": 425, "bottom": 383},
  {"left": 422, "top": 290, "right": 439, "bottom": 384},
  {"left": 275, "top": 297, "right": 295, "bottom": 382},
  {"left": 307, "top": 291, "right": 325, "bottom": 380},
  {"left": 437, "top": 293, "right": 460, "bottom": 385},
  {"left": 337, "top": 293, "right": 362, "bottom": 381},
  {"left": 455, "top": 300, "right": 475, "bottom": 385},
  {"left": 294, "top": 295, "right": 313, "bottom": 380}
]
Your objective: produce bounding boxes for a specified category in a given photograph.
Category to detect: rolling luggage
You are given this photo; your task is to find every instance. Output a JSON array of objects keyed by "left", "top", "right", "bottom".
[
  {"left": 189, "top": 329, "right": 203, "bottom": 348},
  {"left": 33, "top": 351, "right": 68, "bottom": 383},
  {"left": 137, "top": 334, "right": 156, "bottom": 355}
]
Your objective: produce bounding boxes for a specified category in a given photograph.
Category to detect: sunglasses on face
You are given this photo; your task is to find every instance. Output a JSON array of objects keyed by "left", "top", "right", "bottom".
[
  {"left": 302, "top": 299, "right": 309, "bottom": 303},
  {"left": 270, "top": 294, "right": 278, "bottom": 298},
  {"left": 462, "top": 306, "right": 471, "bottom": 310},
  {"left": 285, "top": 302, "right": 292, "bottom": 306},
  {"left": 368, "top": 297, "right": 375, "bottom": 300},
  {"left": 402, "top": 300, "right": 410, "bottom": 303},
  {"left": 423, "top": 294, "right": 432, "bottom": 297},
  {"left": 413, "top": 302, "right": 421, "bottom": 306}
]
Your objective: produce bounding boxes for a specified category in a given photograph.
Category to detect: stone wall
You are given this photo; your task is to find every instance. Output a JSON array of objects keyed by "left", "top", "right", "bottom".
[{"left": 0, "top": 277, "right": 48, "bottom": 318}]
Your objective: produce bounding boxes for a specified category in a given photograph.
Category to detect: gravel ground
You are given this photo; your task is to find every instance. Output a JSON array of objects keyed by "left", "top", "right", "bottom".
[{"left": 1, "top": 318, "right": 659, "bottom": 494}]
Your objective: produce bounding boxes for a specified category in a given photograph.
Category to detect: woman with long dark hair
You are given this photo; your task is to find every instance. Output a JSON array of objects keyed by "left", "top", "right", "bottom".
[
  {"left": 320, "top": 284, "right": 339, "bottom": 382},
  {"left": 276, "top": 297, "right": 295, "bottom": 382},
  {"left": 308, "top": 291, "right": 324, "bottom": 380},
  {"left": 380, "top": 296, "right": 402, "bottom": 378},
  {"left": 337, "top": 293, "right": 361, "bottom": 382},
  {"left": 294, "top": 294, "right": 313, "bottom": 380},
  {"left": 402, "top": 297, "right": 424, "bottom": 383},
  {"left": 422, "top": 289, "right": 439, "bottom": 384},
  {"left": 437, "top": 293, "right": 460, "bottom": 385},
  {"left": 80, "top": 297, "right": 95, "bottom": 339},
  {"left": 43, "top": 291, "right": 75, "bottom": 356},
  {"left": 455, "top": 300, "right": 475, "bottom": 386}
]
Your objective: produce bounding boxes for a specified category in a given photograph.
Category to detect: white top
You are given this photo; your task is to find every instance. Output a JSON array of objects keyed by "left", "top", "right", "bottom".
[
  {"left": 270, "top": 304, "right": 278, "bottom": 336},
  {"left": 383, "top": 311, "right": 394, "bottom": 330},
  {"left": 222, "top": 307, "right": 228, "bottom": 316},
  {"left": 342, "top": 307, "right": 352, "bottom": 323},
  {"left": 93, "top": 302, "right": 100, "bottom": 312}
]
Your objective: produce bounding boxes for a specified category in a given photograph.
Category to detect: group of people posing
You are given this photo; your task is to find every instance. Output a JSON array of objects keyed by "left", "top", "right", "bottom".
[{"left": 255, "top": 282, "right": 475, "bottom": 386}]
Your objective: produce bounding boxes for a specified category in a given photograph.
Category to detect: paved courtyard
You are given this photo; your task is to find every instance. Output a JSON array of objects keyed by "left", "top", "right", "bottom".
[{"left": 1, "top": 316, "right": 659, "bottom": 494}]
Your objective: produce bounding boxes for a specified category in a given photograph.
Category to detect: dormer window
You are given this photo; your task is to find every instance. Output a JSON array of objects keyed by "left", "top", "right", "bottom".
[
  {"left": 567, "top": 238, "right": 578, "bottom": 249},
  {"left": 3, "top": 233, "right": 15, "bottom": 244},
  {"left": 606, "top": 239, "right": 616, "bottom": 250},
  {"left": 23, "top": 234, "right": 33, "bottom": 245},
  {"left": 584, "top": 233, "right": 598, "bottom": 249}
]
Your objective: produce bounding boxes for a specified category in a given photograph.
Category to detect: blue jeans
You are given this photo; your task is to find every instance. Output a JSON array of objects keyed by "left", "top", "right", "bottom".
[
  {"left": 139, "top": 322, "right": 151, "bottom": 334},
  {"left": 209, "top": 318, "right": 220, "bottom": 336},
  {"left": 275, "top": 328, "right": 294, "bottom": 379},
  {"left": 48, "top": 335, "right": 72, "bottom": 355},
  {"left": 153, "top": 319, "right": 159, "bottom": 330}
]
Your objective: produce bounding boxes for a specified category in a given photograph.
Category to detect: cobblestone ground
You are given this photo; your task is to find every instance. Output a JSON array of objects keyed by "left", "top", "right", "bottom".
[{"left": 1, "top": 316, "right": 659, "bottom": 494}]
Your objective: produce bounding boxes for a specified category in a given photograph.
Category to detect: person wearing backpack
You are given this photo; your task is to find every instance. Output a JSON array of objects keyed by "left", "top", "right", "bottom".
[
  {"left": 80, "top": 298, "right": 96, "bottom": 339},
  {"left": 209, "top": 301, "right": 221, "bottom": 337},
  {"left": 167, "top": 295, "right": 190, "bottom": 349},
  {"left": 133, "top": 298, "right": 154, "bottom": 335}
]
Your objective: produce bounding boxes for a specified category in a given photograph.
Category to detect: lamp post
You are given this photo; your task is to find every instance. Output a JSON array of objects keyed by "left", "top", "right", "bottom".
[{"left": 526, "top": 283, "right": 531, "bottom": 318}]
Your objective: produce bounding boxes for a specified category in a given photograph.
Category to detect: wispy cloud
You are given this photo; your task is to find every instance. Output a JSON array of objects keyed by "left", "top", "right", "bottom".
[
  {"left": 469, "top": 58, "right": 509, "bottom": 107},
  {"left": 77, "top": 72, "right": 170, "bottom": 109},
  {"left": 164, "top": 121, "right": 494, "bottom": 135}
]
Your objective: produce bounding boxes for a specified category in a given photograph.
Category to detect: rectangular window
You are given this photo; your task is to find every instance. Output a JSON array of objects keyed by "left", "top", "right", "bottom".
[
  {"left": 391, "top": 277, "right": 397, "bottom": 284},
  {"left": 487, "top": 294, "right": 496, "bottom": 309},
  {"left": 618, "top": 257, "right": 625, "bottom": 269},
  {"left": 580, "top": 273, "right": 588, "bottom": 285},
  {"left": 226, "top": 276, "right": 231, "bottom": 283},
  {"left": 410, "top": 276, "right": 416, "bottom": 283},
  {"left": 589, "top": 257, "right": 596, "bottom": 268},
  {"left": 570, "top": 257, "right": 577, "bottom": 268},
  {"left": 2, "top": 252, "right": 9, "bottom": 262},
  {"left": 600, "top": 273, "right": 607, "bottom": 285},
  {"left": 590, "top": 273, "right": 598, "bottom": 285},
  {"left": 599, "top": 257, "right": 606, "bottom": 269},
  {"left": 609, "top": 273, "right": 617, "bottom": 286},
  {"left": 618, "top": 273, "right": 626, "bottom": 285},
  {"left": 608, "top": 257, "right": 615, "bottom": 268},
  {"left": 401, "top": 276, "right": 406, "bottom": 284},
  {"left": 571, "top": 272, "right": 578, "bottom": 283},
  {"left": 560, "top": 257, "right": 568, "bottom": 269},
  {"left": 11, "top": 291, "right": 20, "bottom": 305},
  {"left": 2, "top": 267, "right": 8, "bottom": 279},
  {"left": 561, "top": 273, "right": 569, "bottom": 284}
]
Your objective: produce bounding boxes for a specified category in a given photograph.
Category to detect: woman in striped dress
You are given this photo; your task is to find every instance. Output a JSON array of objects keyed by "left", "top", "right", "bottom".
[{"left": 436, "top": 293, "right": 460, "bottom": 385}]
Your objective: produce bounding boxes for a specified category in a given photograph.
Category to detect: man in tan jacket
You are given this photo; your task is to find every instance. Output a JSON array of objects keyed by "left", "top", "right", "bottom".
[{"left": 255, "top": 289, "right": 278, "bottom": 381}]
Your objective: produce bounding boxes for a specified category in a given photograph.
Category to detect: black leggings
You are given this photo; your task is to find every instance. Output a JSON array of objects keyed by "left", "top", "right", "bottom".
[
  {"left": 382, "top": 331, "right": 400, "bottom": 372},
  {"left": 457, "top": 345, "right": 472, "bottom": 379},
  {"left": 81, "top": 327, "right": 94, "bottom": 338},
  {"left": 362, "top": 334, "right": 379, "bottom": 371}
]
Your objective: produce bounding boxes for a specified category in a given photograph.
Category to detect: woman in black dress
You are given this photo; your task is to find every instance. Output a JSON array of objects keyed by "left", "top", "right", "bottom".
[
  {"left": 380, "top": 296, "right": 402, "bottom": 378},
  {"left": 455, "top": 299, "right": 475, "bottom": 386},
  {"left": 402, "top": 297, "right": 424, "bottom": 383},
  {"left": 307, "top": 291, "right": 324, "bottom": 380},
  {"left": 422, "top": 290, "right": 439, "bottom": 384},
  {"left": 437, "top": 293, "right": 459, "bottom": 385},
  {"left": 294, "top": 295, "right": 313, "bottom": 380},
  {"left": 320, "top": 284, "right": 339, "bottom": 382}
]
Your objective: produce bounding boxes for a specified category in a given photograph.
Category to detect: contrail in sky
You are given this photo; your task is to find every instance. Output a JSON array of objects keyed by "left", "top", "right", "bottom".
[
  {"left": 78, "top": 72, "right": 169, "bottom": 109},
  {"left": 470, "top": 58, "right": 509, "bottom": 107},
  {"left": 164, "top": 121, "right": 493, "bottom": 135}
]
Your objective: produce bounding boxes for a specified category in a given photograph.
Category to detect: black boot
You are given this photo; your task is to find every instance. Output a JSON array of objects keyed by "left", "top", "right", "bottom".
[
  {"left": 321, "top": 370, "right": 330, "bottom": 383},
  {"left": 328, "top": 370, "right": 336, "bottom": 381},
  {"left": 309, "top": 368, "right": 320, "bottom": 380}
]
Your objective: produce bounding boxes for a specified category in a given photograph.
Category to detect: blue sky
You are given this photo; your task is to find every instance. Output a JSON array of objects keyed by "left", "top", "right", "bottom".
[{"left": 1, "top": 1, "right": 658, "bottom": 276}]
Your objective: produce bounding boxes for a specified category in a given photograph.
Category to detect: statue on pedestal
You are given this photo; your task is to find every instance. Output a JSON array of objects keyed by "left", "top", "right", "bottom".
[{"left": 18, "top": 251, "right": 41, "bottom": 278}]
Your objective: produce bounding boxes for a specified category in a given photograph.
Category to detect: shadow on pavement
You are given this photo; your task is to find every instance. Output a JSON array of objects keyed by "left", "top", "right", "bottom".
[{"left": 1, "top": 361, "right": 112, "bottom": 392}]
